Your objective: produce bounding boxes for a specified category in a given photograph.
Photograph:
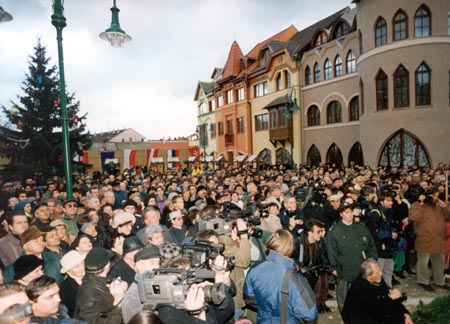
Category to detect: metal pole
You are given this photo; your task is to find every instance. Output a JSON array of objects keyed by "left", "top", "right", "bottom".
[{"left": 51, "top": 0, "right": 73, "bottom": 199}]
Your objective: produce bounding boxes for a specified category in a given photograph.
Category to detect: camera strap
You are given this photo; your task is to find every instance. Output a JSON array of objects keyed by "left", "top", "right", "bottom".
[{"left": 280, "top": 268, "right": 292, "bottom": 324}]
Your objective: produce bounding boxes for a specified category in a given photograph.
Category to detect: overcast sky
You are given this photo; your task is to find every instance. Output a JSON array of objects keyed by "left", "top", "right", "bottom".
[{"left": 0, "top": 0, "right": 352, "bottom": 140}]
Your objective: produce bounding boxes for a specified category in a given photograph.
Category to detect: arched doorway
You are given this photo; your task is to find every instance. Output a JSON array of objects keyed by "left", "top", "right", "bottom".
[
  {"left": 379, "top": 129, "right": 430, "bottom": 167},
  {"left": 258, "top": 148, "right": 272, "bottom": 166},
  {"left": 276, "top": 148, "right": 291, "bottom": 165},
  {"left": 326, "top": 143, "right": 343, "bottom": 167},
  {"left": 307, "top": 145, "right": 321, "bottom": 167},
  {"left": 348, "top": 142, "right": 364, "bottom": 166}
]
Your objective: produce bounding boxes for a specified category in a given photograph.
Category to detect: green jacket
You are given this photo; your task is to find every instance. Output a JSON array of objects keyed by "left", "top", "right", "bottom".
[{"left": 326, "top": 220, "right": 377, "bottom": 282}]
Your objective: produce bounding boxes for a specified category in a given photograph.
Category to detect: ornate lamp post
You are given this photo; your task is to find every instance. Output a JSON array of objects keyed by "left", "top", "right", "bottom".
[
  {"left": 99, "top": 0, "right": 132, "bottom": 47},
  {"left": 284, "top": 86, "right": 301, "bottom": 168}
]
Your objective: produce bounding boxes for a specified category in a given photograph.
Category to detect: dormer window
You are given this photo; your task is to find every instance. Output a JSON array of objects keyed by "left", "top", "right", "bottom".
[
  {"left": 261, "top": 49, "right": 270, "bottom": 65},
  {"left": 334, "top": 22, "right": 349, "bottom": 39},
  {"left": 314, "top": 31, "right": 328, "bottom": 47}
]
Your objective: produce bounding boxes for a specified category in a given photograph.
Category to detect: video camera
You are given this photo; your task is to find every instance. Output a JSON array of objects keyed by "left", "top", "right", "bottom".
[
  {"left": 0, "top": 303, "right": 33, "bottom": 324},
  {"left": 136, "top": 268, "right": 227, "bottom": 310},
  {"left": 182, "top": 240, "right": 234, "bottom": 271}
]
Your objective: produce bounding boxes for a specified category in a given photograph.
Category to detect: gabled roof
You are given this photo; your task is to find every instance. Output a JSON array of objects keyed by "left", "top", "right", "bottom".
[
  {"left": 246, "top": 25, "right": 298, "bottom": 60},
  {"left": 194, "top": 81, "right": 214, "bottom": 101},
  {"left": 291, "top": 7, "right": 350, "bottom": 56},
  {"left": 221, "top": 41, "right": 244, "bottom": 81}
]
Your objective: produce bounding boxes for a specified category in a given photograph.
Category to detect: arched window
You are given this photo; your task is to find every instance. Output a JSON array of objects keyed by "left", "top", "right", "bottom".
[
  {"left": 360, "top": 79, "right": 365, "bottom": 115},
  {"left": 346, "top": 51, "right": 356, "bottom": 73},
  {"left": 375, "top": 17, "right": 387, "bottom": 46},
  {"left": 333, "top": 21, "right": 349, "bottom": 39},
  {"left": 415, "top": 5, "right": 431, "bottom": 37},
  {"left": 314, "top": 31, "right": 328, "bottom": 47},
  {"left": 348, "top": 142, "right": 364, "bottom": 166},
  {"left": 376, "top": 69, "right": 388, "bottom": 110},
  {"left": 326, "top": 143, "right": 343, "bottom": 167},
  {"left": 379, "top": 129, "right": 430, "bottom": 167},
  {"left": 307, "top": 105, "right": 320, "bottom": 126},
  {"left": 415, "top": 62, "right": 431, "bottom": 106},
  {"left": 393, "top": 10, "right": 408, "bottom": 41},
  {"left": 335, "top": 55, "right": 343, "bottom": 77},
  {"left": 307, "top": 145, "right": 321, "bottom": 167},
  {"left": 324, "top": 59, "right": 332, "bottom": 80},
  {"left": 257, "top": 148, "right": 272, "bottom": 165},
  {"left": 327, "top": 101, "right": 342, "bottom": 124},
  {"left": 349, "top": 96, "right": 359, "bottom": 121},
  {"left": 276, "top": 73, "right": 282, "bottom": 91},
  {"left": 276, "top": 148, "right": 291, "bottom": 165},
  {"left": 394, "top": 65, "right": 409, "bottom": 108},
  {"left": 305, "top": 66, "right": 312, "bottom": 85},
  {"left": 314, "top": 63, "right": 321, "bottom": 83}
]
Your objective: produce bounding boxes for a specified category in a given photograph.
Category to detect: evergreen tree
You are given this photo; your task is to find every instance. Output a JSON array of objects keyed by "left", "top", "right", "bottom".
[{"left": 1, "top": 39, "right": 91, "bottom": 183}]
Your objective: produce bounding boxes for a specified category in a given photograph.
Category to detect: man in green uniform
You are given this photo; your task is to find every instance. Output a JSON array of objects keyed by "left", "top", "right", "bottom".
[{"left": 326, "top": 201, "right": 377, "bottom": 312}]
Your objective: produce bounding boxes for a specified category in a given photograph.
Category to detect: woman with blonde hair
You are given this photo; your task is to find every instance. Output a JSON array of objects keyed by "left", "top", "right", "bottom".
[{"left": 244, "top": 229, "right": 318, "bottom": 324}]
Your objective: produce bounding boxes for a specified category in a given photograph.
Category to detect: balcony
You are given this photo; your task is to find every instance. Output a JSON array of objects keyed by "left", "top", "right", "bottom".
[
  {"left": 224, "top": 133, "right": 234, "bottom": 146},
  {"left": 269, "top": 127, "right": 291, "bottom": 142}
]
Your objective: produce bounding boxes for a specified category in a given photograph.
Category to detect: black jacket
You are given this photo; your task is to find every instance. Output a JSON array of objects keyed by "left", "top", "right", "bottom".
[
  {"left": 108, "top": 258, "right": 136, "bottom": 287},
  {"left": 60, "top": 275, "right": 81, "bottom": 317},
  {"left": 74, "top": 274, "right": 123, "bottom": 324}
]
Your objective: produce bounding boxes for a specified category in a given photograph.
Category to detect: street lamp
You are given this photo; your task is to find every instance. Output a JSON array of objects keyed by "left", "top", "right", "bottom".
[
  {"left": 0, "top": 6, "right": 13, "bottom": 22},
  {"left": 284, "top": 86, "right": 301, "bottom": 168},
  {"left": 99, "top": 0, "right": 132, "bottom": 47},
  {"left": 51, "top": 0, "right": 73, "bottom": 199}
]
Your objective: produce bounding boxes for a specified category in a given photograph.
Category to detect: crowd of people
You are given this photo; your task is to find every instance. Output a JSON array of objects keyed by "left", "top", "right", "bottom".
[{"left": 0, "top": 161, "right": 449, "bottom": 324}]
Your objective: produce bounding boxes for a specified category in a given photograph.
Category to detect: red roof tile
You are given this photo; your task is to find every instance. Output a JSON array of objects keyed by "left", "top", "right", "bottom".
[{"left": 246, "top": 24, "right": 298, "bottom": 59}]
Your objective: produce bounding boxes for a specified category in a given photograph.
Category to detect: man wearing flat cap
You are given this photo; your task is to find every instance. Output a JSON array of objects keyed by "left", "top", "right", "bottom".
[
  {"left": 74, "top": 247, "right": 128, "bottom": 324},
  {"left": 59, "top": 250, "right": 86, "bottom": 317},
  {"left": 108, "top": 236, "right": 144, "bottom": 286},
  {"left": 31, "top": 202, "right": 51, "bottom": 231}
]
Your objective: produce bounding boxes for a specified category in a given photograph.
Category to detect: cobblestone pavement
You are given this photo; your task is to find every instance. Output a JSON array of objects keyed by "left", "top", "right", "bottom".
[{"left": 317, "top": 272, "right": 450, "bottom": 324}]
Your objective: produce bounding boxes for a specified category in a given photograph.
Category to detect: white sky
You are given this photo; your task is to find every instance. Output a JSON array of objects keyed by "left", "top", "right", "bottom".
[{"left": 0, "top": 0, "right": 352, "bottom": 140}]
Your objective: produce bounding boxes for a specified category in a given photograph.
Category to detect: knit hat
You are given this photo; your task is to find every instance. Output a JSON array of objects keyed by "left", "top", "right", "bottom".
[
  {"left": 32, "top": 202, "right": 48, "bottom": 215},
  {"left": 134, "top": 245, "right": 161, "bottom": 262},
  {"left": 80, "top": 221, "right": 96, "bottom": 233},
  {"left": 122, "top": 236, "right": 144, "bottom": 255},
  {"left": 160, "top": 243, "right": 181, "bottom": 261},
  {"left": 145, "top": 224, "right": 163, "bottom": 239},
  {"left": 169, "top": 210, "right": 183, "bottom": 220},
  {"left": 112, "top": 212, "right": 136, "bottom": 228},
  {"left": 60, "top": 250, "right": 86, "bottom": 274},
  {"left": 20, "top": 226, "right": 44, "bottom": 247},
  {"left": 85, "top": 247, "right": 113, "bottom": 272},
  {"left": 13, "top": 198, "right": 35, "bottom": 212},
  {"left": 13, "top": 255, "right": 44, "bottom": 280}
]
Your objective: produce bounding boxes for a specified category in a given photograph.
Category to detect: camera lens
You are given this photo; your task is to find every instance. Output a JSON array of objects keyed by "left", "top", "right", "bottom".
[{"left": 203, "top": 283, "right": 226, "bottom": 305}]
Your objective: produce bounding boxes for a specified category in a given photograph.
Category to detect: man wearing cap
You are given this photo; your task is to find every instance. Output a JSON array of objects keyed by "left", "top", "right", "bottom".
[
  {"left": 108, "top": 236, "right": 144, "bottom": 286},
  {"left": 136, "top": 207, "right": 167, "bottom": 246},
  {"left": 13, "top": 254, "right": 44, "bottom": 285},
  {"left": 0, "top": 212, "right": 29, "bottom": 268},
  {"left": 60, "top": 250, "right": 86, "bottom": 317},
  {"left": 74, "top": 247, "right": 127, "bottom": 324},
  {"left": 165, "top": 210, "right": 186, "bottom": 246},
  {"left": 327, "top": 201, "right": 377, "bottom": 312},
  {"left": 121, "top": 245, "right": 161, "bottom": 323},
  {"left": 2, "top": 226, "right": 62, "bottom": 285},
  {"left": 31, "top": 203, "right": 51, "bottom": 231},
  {"left": 51, "top": 219, "right": 75, "bottom": 246},
  {"left": 320, "top": 192, "right": 342, "bottom": 231},
  {"left": 62, "top": 199, "right": 79, "bottom": 237}
]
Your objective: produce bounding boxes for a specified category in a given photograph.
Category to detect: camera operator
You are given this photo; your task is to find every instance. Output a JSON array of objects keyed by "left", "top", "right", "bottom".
[
  {"left": 259, "top": 201, "right": 282, "bottom": 233},
  {"left": 293, "top": 219, "right": 332, "bottom": 314},
  {"left": 342, "top": 259, "right": 413, "bottom": 324},
  {"left": 409, "top": 188, "right": 450, "bottom": 291},
  {"left": 279, "top": 196, "right": 305, "bottom": 238}
]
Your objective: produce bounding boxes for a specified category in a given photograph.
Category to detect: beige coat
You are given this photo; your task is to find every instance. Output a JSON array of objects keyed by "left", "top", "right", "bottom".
[{"left": 410, "top": 202, "right": 450, "bottom": 253}]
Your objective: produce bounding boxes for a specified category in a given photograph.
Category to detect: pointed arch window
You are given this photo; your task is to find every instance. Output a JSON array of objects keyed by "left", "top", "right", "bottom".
[
  {"left": 276, "top": 148, "right": 291, "bottom": 165},
  {"left": 326, "top": 143, "right": 343, "bottom": 167},
  {"left": 307, "top": 105, "right": 320, "bottom": 126},
  {"left": 415, "top": 5, "right": 431, "bottom": 37},
  {"left": 258, "top": 148, "right": 272, "bottom": 165},
  {"left": 346, "top": 51, "right": 356, "bottom": 73},
  {"left": 314, "top": 63, "right": 321, "bottom": 82},
  {"left": 348, "top": 142, "right": 364, "bottom": 166},
  {"left": 349, "top": 96, "right": 359, "bottom": 121},
  {"left": 335, "top": 55, "right": 343, "bottom": 77},
  {"left": 415, "top": 62, "right": 431, "bottom": 106},
  {"left": 393, "top": 10, "right": 408, "bottom": 41},
  {"left": 307, "top": 145, "right": 321, "bottom": 167},
  {"left": 379, "top": 129, "right": 430, "bottom": 167},
  {"left": 394, "top": 65, "right": 409, "bottom": 107},
  {"left": 327, "top": 101, "right": 342, "bottom": 124},
  {"left": 305, "top": 66, "right": 312, "bottom": 85},
  {"left": 324, "top": 59, "right": 332, "bottom": 80},
  {"left": 334, "top": 21, "right": 349, "bottom": 39},
  {"left": 314, "top": 31, "right": 328, "bottom": 47},
  {"left": 376, "top": 69, "right": 388, "bottom": 110},
  {"left": 375, "top": 17, "right": 387, "bottom": 46}
]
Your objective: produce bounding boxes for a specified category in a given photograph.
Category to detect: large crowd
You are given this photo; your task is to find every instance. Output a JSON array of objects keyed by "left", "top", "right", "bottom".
[{"left": 0, "top": 161, "right": 449, "bottom": 324}]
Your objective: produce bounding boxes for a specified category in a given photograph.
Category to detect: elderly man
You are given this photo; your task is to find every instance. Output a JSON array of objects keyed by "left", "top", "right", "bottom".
[
  {"left": 136, "top": 207, "right": 167, "bottom": 246},
  {"left": 59, "top": 250, "right": 86, "bottom": 317},
  {"left": 342, "top": 259, "right": 413, "bottom": 324},
  {"left": 30, "top": 203, "right": 51, "bottom": 231}
]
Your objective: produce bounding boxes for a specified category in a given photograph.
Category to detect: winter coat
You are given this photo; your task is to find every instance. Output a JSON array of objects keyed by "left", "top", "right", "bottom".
[
  {"left": 60, "top": 275, "right": 81, "bottom": 317},
  {"left": 244, "top": 250, "right": 318, "bottom": 324},
  {"left": 326, "top": 220, "right": 377, "bottom": 282},
  {"left": 74, "top": 274, "right": 123, "bottom": 324},
  {"left": 0, "top": 233, "right": 23, "bottom": 268},
  {"left": 409, "top": 202, "right": 450, "bottom": 253}
]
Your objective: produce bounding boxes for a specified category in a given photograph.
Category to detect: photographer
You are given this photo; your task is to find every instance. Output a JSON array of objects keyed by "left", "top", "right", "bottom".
[
  {"left": 342, "top": 259, "right": 413, "bottom": 324},
  {"left": 409, "top": 188, "right": 450, "bottom": 291},
  {"left": 279, "top": 196, "right": 305, "bottom": 238}
]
